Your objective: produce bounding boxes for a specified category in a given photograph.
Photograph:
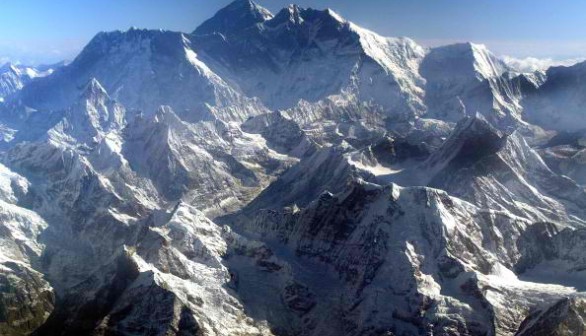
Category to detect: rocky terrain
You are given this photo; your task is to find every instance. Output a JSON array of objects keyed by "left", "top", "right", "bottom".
[{"left": 2, "top": 0, "right": 586, "bottom": 335}]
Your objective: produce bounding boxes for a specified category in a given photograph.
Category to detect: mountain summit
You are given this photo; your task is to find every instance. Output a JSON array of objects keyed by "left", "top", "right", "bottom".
[
  {"left": 193, "top": 0, "right": 273, "bottom": 36},
  {"left": 2, "top": 1, "right": 586, "bottom": 336}
]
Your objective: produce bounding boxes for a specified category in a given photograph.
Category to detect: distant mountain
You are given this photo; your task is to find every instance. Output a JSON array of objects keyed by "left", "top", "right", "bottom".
[
  {"left": 0, "top": 62, "right": 56, "bottom": 102},
  {"left": 192, "top": 1, "right": 427, "bottom": 120},
  {"left": 421, "top": 43, "right": 521, "bottom": 124},
  {"left": 17, "top": 28, "right": 267, "bottom": 123},
  {"left": 522, "top": 60, "right": 586, "bottom": 131},
  {"left": 2, "top": 1, "right": 586, "bottom": 335}
]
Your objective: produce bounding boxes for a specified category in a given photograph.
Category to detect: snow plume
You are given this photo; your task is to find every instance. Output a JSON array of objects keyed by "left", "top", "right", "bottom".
[{"left": 502, "top": 55, "right": 585, "bottom": 73}]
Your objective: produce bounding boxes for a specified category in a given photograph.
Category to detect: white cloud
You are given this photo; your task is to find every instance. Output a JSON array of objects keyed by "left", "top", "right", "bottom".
[{"left": 501, "top": 55, "right": 585, "bottom": 73}]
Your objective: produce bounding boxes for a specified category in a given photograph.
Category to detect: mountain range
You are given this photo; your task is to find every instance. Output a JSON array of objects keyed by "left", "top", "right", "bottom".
[{"left": 2, "top": 1, "right": 586, "bottom": 335}]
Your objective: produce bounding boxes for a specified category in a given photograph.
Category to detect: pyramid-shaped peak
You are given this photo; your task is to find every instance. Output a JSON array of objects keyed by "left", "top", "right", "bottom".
[
  {"left": 193, "top": 0, "right": 273, "bottom": 36},
  {"left": 427, "top": 42, "right": 491, "bottom": 61},
  {"left": 422, "top": 42, "right": 506, "bottom": 81},
  {"left": 444, "top": 114, "right": 506, "bottom": 159},
  {"left": 454, "top": 113, "right": 503, "bottom": 138},
  {"left": 81, "top": 78, "right": 108, "bottom": 98}
]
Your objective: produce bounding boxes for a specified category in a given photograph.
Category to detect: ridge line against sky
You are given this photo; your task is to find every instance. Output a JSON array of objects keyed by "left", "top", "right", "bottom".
[{"left": 1, "top": 0, "right": 586, "bottom": 65}]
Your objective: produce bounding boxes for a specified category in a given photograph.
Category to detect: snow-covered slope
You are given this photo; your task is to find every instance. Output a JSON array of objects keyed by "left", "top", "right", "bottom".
[
  {"left": 421, "top": 43, "right": 522, "bottom": 125},
  {"left": 0, "top": 62, "right": 55, "bottom": 102},
  {"left": 422, "top": 115, "right": 586, "bottom": 226},
  {"left": 230, "top": 181, "right": 579, "bottom": 335},
  {"left": 17, "top": 29, "right": 267, "bottom": 123},
  {"left": 2, "top": 0, "right": 586, "bottom": 335},
  {"left": 0, "top": 164, "right": 53, "bottom": 335},
  {"left": 192, "top": 1, "right": 426, "bottom": 122}
]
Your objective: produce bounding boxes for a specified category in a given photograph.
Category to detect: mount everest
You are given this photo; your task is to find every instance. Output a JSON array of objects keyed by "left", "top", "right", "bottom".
[{"left": 2, "top": 0, "right": 586, "bottom": 335}]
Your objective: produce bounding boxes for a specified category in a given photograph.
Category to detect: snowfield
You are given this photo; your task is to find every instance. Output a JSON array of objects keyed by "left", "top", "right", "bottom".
[{"left": 2, "top": 0, "right": 586, "bottom": 335}]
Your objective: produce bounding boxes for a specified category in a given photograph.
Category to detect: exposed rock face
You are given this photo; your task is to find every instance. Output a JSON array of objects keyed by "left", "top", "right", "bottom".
[
  {"left": 3, "top": 1, "right": 586, "bottom": 335},
  {"left": 0, "top": 164, "right": 54, "bottom": 335},
  {"left": 421, "top": 43, "right": 521, "bottom": 125},
  {"left": 516, "top": 297, "right": 586, "bottom": 336},
  {"left": 422, "top": 115, "right": 586, "bottom": 226},
  {"left": 0, "top": 262, "right": 54, "bottom": 335},
  {"left": 192, "top": 2, "right": 426, "bottom": 118},
  {"left": 231, "top": 182, "right": 573, "bottom": 335},
  {"left": 17, "top": 29, "right": 267, "bottom": 124}
]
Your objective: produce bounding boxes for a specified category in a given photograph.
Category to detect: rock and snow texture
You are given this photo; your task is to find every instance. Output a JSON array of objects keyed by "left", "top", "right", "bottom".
[
  {"left": 17, "top": 29, "right": 267, "bottom": 123},
  {"left": 0, "top": 164, "right": 54, "bottom": 335},
  {"left": 0, "top": 62, "right": 56, "bottom": 102},
  {"left": 192, "top": 0, "right": 427, "bottom": 122},
  {"left": 421, "top": 43, "right": 522, "bottom": 125},
  {"left": 2, "top": 0, "right": 586, "bottom": 335},
  {"left": 232, "top": 181, "right": 583, "bottom": 335}
]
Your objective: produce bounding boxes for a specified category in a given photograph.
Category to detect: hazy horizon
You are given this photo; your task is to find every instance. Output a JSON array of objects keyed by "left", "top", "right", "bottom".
[{"left": 2, "top": 0, "right": 586, "bottom": 65}]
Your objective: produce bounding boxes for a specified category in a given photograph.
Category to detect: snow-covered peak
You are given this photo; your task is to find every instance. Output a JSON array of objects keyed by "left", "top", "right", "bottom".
[
  {"left": 0, "top": 62, "right": 56, "bottom": 81},
  {"left": 190, "top": 2, "right": 427, "bottom": 117},
  {"left": 270, "top": 4, "right": 304, "bottom": 25},
  {"left": 193, "top": 0, "right": 273, "bottom": 36},
  {"left": 469, "top": 42, "right": 509, "bottom": 78},
  {"left": 265, "top": 5, "right": 347, "bottom": 31},
  {"left": 0, "top": 63, "right": 43, "bottom": 102},
  {"left": 18, "top": 28, "right": 266, "bottom": 122},
  {"left": 81, "top": 77, "right": 108, "bottom": 100},
  {"left": 324, "top": 8, "right": 345, "bottom": 23},
  {"left": 420, "top": 42, "right": 521, "bottom": 122},
  {"left": 348, "top": 22, "right": 426, "bottom": 75},
  {"left": 80, "top": 28, "right": 183, "bottom": 58},
  {"left": 0, "top": 63, "right": 20, "bottom": 75},
  {"left": 422, "top": 42, "right": 507, "bottom": 82}
]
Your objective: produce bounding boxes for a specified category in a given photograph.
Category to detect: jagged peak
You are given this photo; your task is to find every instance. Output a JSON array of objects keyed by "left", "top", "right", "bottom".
[
  {"left": 81, "top": 28, "right": 181, "bottom": 54},
  {"left": 277, "top": 4, "right": 304, "bottom": 24},
  {"left": 68, "top": 28, "right": 187, "bottom": 78},
  {"left": 193, "top": 0, "right": 273, "bottom": 36},
  {"left": 125, "top": 105, "right": 184, "bottom": 140},
  {"left": 81, "top": 78, "right": 108, "bottom": 99},
  {"left": 264, "top": 5, "right": 348, "bottom": 32}
]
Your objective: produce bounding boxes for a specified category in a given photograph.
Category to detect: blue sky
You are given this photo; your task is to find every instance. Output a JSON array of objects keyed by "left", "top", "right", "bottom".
[{"left": 1, "top": 0, "right": 586, "bottom": 64}]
